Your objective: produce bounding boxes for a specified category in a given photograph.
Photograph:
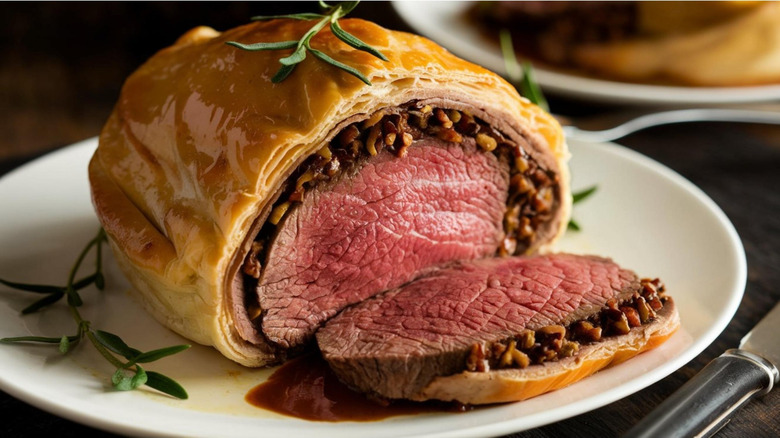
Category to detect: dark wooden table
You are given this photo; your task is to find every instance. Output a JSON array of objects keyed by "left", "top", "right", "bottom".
[{"left": 2, "top": 3, "right": 779, "bottom": 437}]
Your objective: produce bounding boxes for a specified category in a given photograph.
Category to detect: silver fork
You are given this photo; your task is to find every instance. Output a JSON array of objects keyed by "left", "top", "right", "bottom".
[{"left": 562, "top": 108, "right": 780, "bottom": 143}]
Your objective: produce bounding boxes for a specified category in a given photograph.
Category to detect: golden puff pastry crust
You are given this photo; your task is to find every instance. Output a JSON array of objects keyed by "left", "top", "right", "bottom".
[{"left": 89, "top": 19, "right": 569, "bottom": 366}]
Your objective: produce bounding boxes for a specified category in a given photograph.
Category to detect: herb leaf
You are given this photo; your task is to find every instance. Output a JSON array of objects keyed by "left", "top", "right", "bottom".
[
  {"left": 131, "top": 365, "right": 148, "bottom": 389},
  {"left": 145, "top": 371, "right": 189, "bottom": 399},
  {"left": 21, "top": 291, "right": 64, "bottom": 314},
  {"left": 134, "top": 344, "right": 191, "bottom": 364},
  {"left": 59, "top": 335, "right": 71, "bottom": 354},
  {"left": 251, "top": 13, "right": 325, "bottom": 21},
  {"left": 65, "top": 287, "right": 83, "bottom": 307},
  {"left": 272, "top": 64, "right": 297, "bottom": 83},
  {"left": 573, "top": 185, "right": 598, "bottom": 204},
  {"left": 0, "top": 334, "right": 78, "bottom": 345},
  {"left": 499, "top": 29, "right": 596, "bottom": 231},
  {"left": 0, "top": 279, "right": 63, "bottom": 294},
  {"left": 279, "top": 44, "right": 308, "bottom": 66},
  {"left": 567, "top": 186, "right": 599, "bottom": 232},
  {"left": 74, "top": 274, "right": 99, "bottom": 291},
  {"left": 499, "top": 29, "right": 549, "bottom": 112},
  {"left": 94, "top": 272, "right": 105, "bottom": 290},
  {"left": 330, "top": 20, "right": 388, "bottom": 61},
  {"left": 500, "top": 29, "right": 522, "bottom": 84},
  {"left": 228, "top": 1, "right": 386, "bottom": 84},
  {"left": 308, "top": 46, "right": 372, "bottom": 85},
  {"left": 225, "top": 40, "right": 298, "bottom": 51},
  {"left": 112, "top": 368, "right": 134, "bottom": 391},
  {"left": 519, "top": 62, "right": 549, "bottom": 112},
  {"left": 94, "top": 330, "right": 142, "bottom": 359}
]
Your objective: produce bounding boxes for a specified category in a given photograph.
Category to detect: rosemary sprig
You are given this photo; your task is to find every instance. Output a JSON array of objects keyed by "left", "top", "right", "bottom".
[
  {"left": 0, "top": 228, "right": 191, "bottom": 399},
  {"left": 572, "top": 185, "right": 598, "bottom": 204},
  {"left": 226, "top": 1, "right": 387, "bottom": 85},
  {"left": 499, "top": 29, "right": 549, "bottom": 112},
  {"left": 568, "top": 185, "right": 599, "bottom": 231},
  {"left": 498, "top": 29, "right": 598, "bottom": 231}
]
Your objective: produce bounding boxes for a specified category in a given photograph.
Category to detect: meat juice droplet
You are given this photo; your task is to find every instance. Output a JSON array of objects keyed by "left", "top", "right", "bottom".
[{"left": 245, "top": 354, "right": 470, "bottom": 421}]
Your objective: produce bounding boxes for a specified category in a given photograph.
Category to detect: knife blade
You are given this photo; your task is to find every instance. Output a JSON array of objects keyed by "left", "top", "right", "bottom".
[{"left": 624, "top": 302, "right": 780, "bottom": 438}]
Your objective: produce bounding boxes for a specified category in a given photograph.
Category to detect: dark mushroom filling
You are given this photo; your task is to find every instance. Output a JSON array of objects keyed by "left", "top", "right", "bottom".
[
  {"left": 241, "top": 100, "right": 561, "bottom": 281},
  {"left": 465, "top": 278, "right": 670, "bottom": 372}
]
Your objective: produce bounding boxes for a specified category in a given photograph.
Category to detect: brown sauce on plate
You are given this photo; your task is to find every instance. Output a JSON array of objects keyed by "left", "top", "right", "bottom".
[{"left": 246, "top": 354, "right": 469, "bottom": 422}]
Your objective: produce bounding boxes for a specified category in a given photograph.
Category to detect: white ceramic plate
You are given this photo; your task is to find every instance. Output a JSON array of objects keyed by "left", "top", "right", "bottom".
[
  {"left": 0, "top": 138, "right": 745, "bottom": 437},
  {"left": 392, "top": 1, "right": 780, "bottom": 105}
]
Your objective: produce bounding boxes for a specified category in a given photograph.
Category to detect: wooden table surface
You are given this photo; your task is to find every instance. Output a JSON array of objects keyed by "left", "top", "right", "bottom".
[{"left": 1, "top": 3, "right": 779, "bottom": 437}]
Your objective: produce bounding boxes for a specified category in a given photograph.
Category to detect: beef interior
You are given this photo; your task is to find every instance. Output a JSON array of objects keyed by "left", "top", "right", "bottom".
[
  {"left": 231, "top": 101, "right": 563, "bottom": 356},
  {"left": 316, "top": 254, "right": 674, "bottom": 402}
]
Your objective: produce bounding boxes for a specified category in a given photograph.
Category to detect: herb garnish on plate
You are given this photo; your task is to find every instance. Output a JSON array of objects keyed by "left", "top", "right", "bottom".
[{"left": 0, "top": 228, "right": 191, "bottom": 399}]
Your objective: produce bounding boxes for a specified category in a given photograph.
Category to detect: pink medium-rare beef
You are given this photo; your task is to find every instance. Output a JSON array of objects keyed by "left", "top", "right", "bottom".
[
  {"left": 257, "top": 138, "right": 510, "bottom": 349},
  {"left": 316, "top": 254, "right": 640, "bottom": 400}
]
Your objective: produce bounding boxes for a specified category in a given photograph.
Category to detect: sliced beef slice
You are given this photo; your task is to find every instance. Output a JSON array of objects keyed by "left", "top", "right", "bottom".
[
  {"left": 316, "top": 254, "right": 640, "bottom": 400},
  {"left": 258, "top": 138, "right": 510, "bottom": 349}
]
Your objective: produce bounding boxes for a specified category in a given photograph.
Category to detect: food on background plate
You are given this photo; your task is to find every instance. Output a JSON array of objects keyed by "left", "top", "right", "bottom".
[
  {"left": 88, "top": 14, "right": 677, "bottom": 405},
  {"left": 469, "top": 1, "right": 780, "bottom": 86}
]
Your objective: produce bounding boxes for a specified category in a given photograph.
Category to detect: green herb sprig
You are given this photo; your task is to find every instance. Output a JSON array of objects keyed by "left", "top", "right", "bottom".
[
  {"left": 568, "top": 185, "right": 598, "bottom": 231},
  {"left": 499, "top": 29, "right": 549, "bottom": 112},
  {"left": 498, "top": 30, "right": 598, "bottom": 231},
  {"left": 226, "top": 1, "right": 388, "bottom": 85},
  {"left": 0, "top": 228, "right": 190, "bottom": 399}
]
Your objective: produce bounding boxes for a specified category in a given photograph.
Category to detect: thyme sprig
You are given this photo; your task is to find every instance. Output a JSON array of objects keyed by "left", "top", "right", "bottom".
[
  {"left": 226, "top": 1, "right": 387, "bottom": 85},
  {"left": 0, "top": 228, "right": 190, "bottom": 399}
]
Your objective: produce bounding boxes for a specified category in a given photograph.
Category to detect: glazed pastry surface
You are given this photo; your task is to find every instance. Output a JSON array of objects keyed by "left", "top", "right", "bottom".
[{"left": 89, "top": 19, "right": 568, "bottom": 366}]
